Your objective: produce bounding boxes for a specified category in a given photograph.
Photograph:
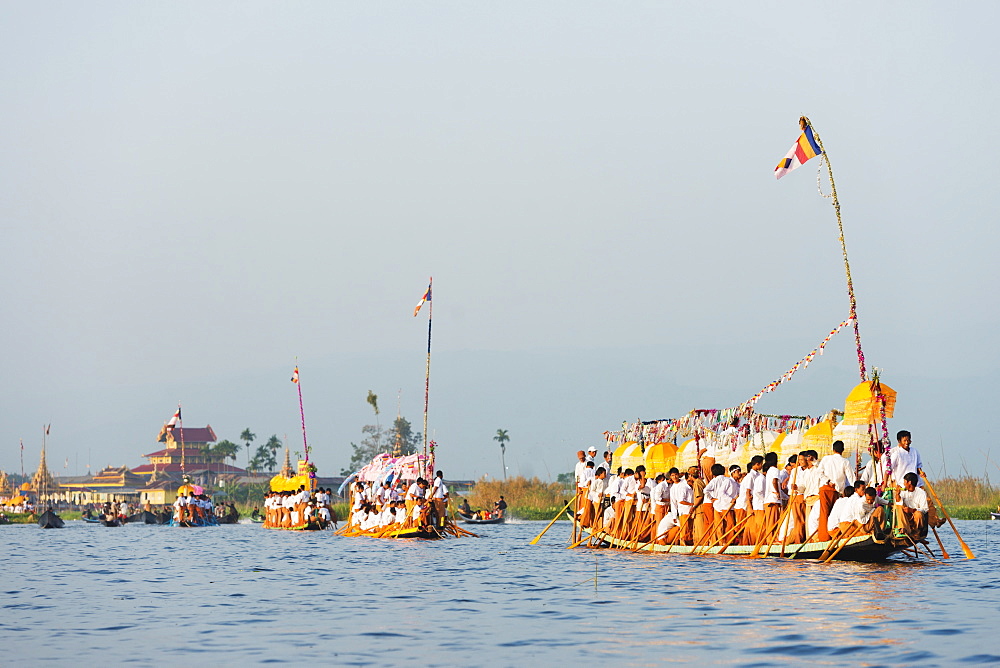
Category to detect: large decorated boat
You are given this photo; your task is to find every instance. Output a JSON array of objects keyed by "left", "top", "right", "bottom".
[
  {"left": 558, "top": 118, "right": 973, "bottom": 563},
  {"left": 335, "top": 452, "right": 473, "bottom": 540}
]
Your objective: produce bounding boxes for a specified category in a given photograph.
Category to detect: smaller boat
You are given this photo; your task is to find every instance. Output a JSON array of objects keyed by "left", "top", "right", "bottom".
[
  {"left": 37, "top": 509, "right": 64, "bottom": 529},
  {"left": 128, "top": 510, "right": 160, "bottom": 525},
  {"left": 990, "top": 512, "right": 1000, "bottom": 521},
  {"left": 458, "top": 511, "right": 505, "bottom": 525}
]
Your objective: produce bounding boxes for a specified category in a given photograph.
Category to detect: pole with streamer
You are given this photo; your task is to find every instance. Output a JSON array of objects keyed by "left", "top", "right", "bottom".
[
  {"left": 293, "top": 362, "right": 310, "bottom": 463},
  {"left": 418, "top": 278, "right": 433, "bottom": 479},
  {"left": 802, "top": 116, "right": 867, "bottom": 382}
]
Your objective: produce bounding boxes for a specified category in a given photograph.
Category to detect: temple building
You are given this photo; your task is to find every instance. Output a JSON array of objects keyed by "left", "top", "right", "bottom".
[{"left": 130, "top": 424, "right": 246, "bottom": 483}]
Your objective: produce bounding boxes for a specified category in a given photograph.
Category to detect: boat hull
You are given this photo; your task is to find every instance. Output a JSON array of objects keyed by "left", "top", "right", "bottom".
[
  {"left": 458, "top": 512, "right": 505, "bottom": 525},
  {"left": 584, "top": 528, "right": 906, "bottom": 562},
  {"left": 37, "top": 510, "right": 64, "bottom": 529}
]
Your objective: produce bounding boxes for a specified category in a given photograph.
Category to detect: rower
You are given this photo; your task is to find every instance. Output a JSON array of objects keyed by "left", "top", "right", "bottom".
[
  {"left": 898, "top": 472, "right": 929, "bottom": 537},
  {"left": 431, "top": 471, "right": 449, "bottom": 527}
]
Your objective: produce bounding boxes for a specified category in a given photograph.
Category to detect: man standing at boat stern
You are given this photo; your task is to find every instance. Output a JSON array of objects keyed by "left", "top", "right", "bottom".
[
  {"left": 431, "top": 471, "right": 449, "bottom": 527},
  {"left": 816, "top": 441, "right": 854, "bottom": 541}
]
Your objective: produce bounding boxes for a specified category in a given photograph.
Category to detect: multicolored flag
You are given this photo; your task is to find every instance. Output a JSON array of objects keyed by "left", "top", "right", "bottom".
[
  {"left": 413, "top": 281, "right": 432, "bottom": 317},
  {"left": 166, "top": 406, "right": 181, "bottom": 431},
  {"left": 291, "top": 366, "right": 300, "bottom": 384},
  {"left": 775, "top": 123, "right": 822, "bottom": 179}
]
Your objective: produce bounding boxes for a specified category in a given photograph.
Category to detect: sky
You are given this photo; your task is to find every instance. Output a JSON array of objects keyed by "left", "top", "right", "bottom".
[{"left": 1, "top": 2, "right": 998, "bottom": 483}]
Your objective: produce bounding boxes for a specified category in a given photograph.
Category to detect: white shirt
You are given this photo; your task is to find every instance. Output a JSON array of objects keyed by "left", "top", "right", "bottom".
[
  {"left": 817, "top": 453, "right": 854, "bottom": 492},
  {"left": 750, "top": 470, "right": 766, "bottom": 510},
  {"left": 621, "top": 476, "right": 638, "bottom": 500},
  {"left": 651, "top": 480, "right": 671, "bottom": 507},
  {"left": 889, "top": 445, "right": 923, "bottom": 487},
  {"left": 432, "top": 479, "right": 449, "bottom": 500},
  {"left": 861, "top": 457, "right": 888, "bottom": 486},
  {"left": 574, "top": 460, "right": 588, "bottom": 486},
  {"left": 588, "top": 477, "right": 607, "bottom": 503},
  {"left": 579, "top": 468, "right": 595, "bottom": 490},
  {"left": 670, "top": 480, "right": 693, "bottom": 515},
  {"left": 406, "top": 483, "right": 424, "bottom": 500},
  {"left": 764, "top": 467, "right": 782, "bottom": 505},
  {"left": 899, "top": 487, "right": 929, "bottom": 513},
  {"left": 802, "top": 466, "right": 822, "bottom": 497},
  {"left": 605, "top": 475, "right": 621, "bottom": 500},
  {"left": 827, "top": 496, "right": 853, "bottom": 532},
  {"left": 735, "top": 475, "right": 751, "bottom": 511},
  {"left": 704, "top": 475, "right": 739, "bottom": 513}
]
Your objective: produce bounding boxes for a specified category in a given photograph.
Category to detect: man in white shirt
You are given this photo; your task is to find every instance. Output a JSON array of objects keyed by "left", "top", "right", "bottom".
[
  {"left": 586, "top": 446, "right": 598, "bottom": 464},
  {"left": 670, "top": 471, "right": 694, "bottom": 544},
  {"left": 597, "top": 450, "right": 613, "bottom": 475},
  {"left": 431, "top": 471, "right": 449, "bottom": 526},
  {"left": 861, "top": 449, "right": 888, "bottom": 488},
  {"left": 650, "top": 473, "right": 671, "bottom": 532},
  {"left": 703, "top": 463, "right": 739, "bottom": 542},
  {"left": 889, "top": 430, "right": 923, "bottom": 489},
  {"left": 898, "top": 472, "right": 929, "bottom": 536},
  {"left": 587, "top": 468, "right": 608, "bottom": 530},
  {"left": 816, "top": 441, "right": 854, "bottom": 541},
  {"left": 574, "top": 451, "right": 589, "bottom": 524},
  {"left": 745, "top": 456, "right": 765, "bottom": 545}
]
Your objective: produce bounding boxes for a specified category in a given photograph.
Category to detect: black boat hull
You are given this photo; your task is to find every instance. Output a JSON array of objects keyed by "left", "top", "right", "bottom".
[{"left": 37, "top": 510, "right": 64, "bottom": 529}]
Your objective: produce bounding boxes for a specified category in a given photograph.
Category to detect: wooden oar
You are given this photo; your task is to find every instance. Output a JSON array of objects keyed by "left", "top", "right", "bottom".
[
  {"left": 690, "top": 498, "right": 737, "bottom": 554},
  {"left": 920, "top": 470, "right": 975, "bottom": 559},
  {"left": 790, "top": 529, "right": 820, "bottom": 559},
  {"left": 822, "top": 524, "right": 865, "bottom": 563},
  {"left": 929, "top": 523, "right": 951, "bottom": 559},
  {"left": 754, "top": 502, "right": 794, "bottom": 558},
  {"left": 529, "top": 497, "right": 577, "bottom": 545},
  {"left": 663, "top": 514, "right": 692, "bottom": 554},
  {"left": 713, "top": 513, "right": 755, "bottom": 555},
  {"left": 568, "top": 528, "right": 601, "bottom": 549}
]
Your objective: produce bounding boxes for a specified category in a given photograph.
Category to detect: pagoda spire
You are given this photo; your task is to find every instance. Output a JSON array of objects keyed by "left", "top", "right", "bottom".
[
  {"left": 31, "top": 444, "right": 55, "bottom": 498},
  {"left": 280, "top": 448, "right": 293, "bottom": 478}
]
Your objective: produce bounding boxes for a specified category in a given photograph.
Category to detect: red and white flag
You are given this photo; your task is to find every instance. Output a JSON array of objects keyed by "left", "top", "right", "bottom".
[
  {"left": 166, "top": 406, "right": 181, "bottom": 431},
  {"left": 291, "top": 366, "right": 300, "bottom": 384}
]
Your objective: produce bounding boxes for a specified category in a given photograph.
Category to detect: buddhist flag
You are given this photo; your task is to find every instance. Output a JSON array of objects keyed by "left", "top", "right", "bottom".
[
  {"left": 166, "top": 406, "right": 181, "bottom": 430},
  {"left": 413, "top": 281, "right": 432, "bottom": 317},
  {"left": 291, "top": 366, "right": 299, "bottom": 384},
  {"left": 775, "top": 124, "right": 822, "bottom": 179}
]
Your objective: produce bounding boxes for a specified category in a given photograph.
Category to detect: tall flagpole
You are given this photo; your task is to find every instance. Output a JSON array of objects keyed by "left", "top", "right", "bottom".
[
  {"left": 294, "top": 362, "right": 310, "bottom": 463},
  {"left": 423, "top": 278, "right": 433, "bottom": 478},
  {"left": 178, "top": 402, "right": 186, "bottom": 479},
  {"left": 801, "top": 116, "right": 867, "bottom": 382}
]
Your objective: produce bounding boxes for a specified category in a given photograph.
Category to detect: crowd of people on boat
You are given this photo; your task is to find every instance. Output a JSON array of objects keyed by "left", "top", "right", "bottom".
[
  {"left": 172, "top": 492, "right": 222, "bottom": 525},
  {"left": 346, "top": 470, "right": 450, "bottom": 533},
  {"left": 262, "top": 486, "right": 336, "bottom": 529},
  {"left": 574, "top": 430, "right": 941, "bottom": 549}
]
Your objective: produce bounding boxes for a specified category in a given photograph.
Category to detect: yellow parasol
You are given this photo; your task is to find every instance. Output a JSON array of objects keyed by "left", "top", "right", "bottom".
[
  {"left": 842, "top": 381, "right": 896, "bottom": 425},
  {"left": 644, "top": 442, "right": 678, "bottom": 477}
]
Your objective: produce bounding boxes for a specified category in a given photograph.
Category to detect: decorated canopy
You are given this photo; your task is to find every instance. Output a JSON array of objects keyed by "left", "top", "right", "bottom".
[
  {"left": 644, "top": 442, "right": 678, "bottom": 476},
  {"left": 356, "top": 452, "right": 431, "bottom": 485},
  {"left": 843, "top": 380, "right": 896, "bottom": 425}
]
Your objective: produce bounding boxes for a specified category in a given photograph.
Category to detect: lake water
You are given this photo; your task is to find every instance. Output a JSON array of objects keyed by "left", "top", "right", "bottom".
[{"left": 2, "top": 519, "right": 999, "bottom": 666}]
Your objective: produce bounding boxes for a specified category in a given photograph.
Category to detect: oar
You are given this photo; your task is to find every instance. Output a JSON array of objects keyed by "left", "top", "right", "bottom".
[
  {"left": 790, "top": 529, "right": 820, "bottom": 559},
  {"left": 663, "top": 514, "right": 692, "bottom": 554},
  {"left": 920, "top": 470, "right": 975, "bottom": 559},
  {"left": 929, "top": 523, "right": 951, "bottom": 559},
  {"left": 713, "top": 513, "right": 755, "bottom": 555},
  {"left": 690, "top": 498, "right": 737, "bottom": 554},
  {"left": 822, "top": 524, "right": 865, "bottom": 563},
  {"left": 754, "top": 502, "right": 795, "bottom": 558},
  {"left": 529, "top": 497, "right": 577, "bottom": 545}
]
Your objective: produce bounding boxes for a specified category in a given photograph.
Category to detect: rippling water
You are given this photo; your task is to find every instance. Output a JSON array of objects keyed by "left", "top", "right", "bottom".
[{"left": 3, "top": 519, "right": 999, "bottom": 666}]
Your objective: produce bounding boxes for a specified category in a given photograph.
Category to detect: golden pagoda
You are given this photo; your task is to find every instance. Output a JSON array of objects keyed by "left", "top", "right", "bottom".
[
  {"left": 0, "top": 470, "right": 11, "bottom": 496},
  {"left": 31, "top": 445, "right": 56, "bottom": 499}
]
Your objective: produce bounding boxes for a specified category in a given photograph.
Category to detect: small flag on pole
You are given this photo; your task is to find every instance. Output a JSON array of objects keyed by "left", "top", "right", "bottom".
[
  {"left": 45, "top": 424, "right": 51, "bottom": 435},
  {"left": 166, "top": 406, "right": 181, "bottom": 431},
  {"left": 291, "top": 366, "right": 299, "bottom": 384},
  {"left": 413, "top": 281, "right": 432, "bottom": 317},
  {"left": 775, "top": 121, "right": 823, "bottom": 179}
]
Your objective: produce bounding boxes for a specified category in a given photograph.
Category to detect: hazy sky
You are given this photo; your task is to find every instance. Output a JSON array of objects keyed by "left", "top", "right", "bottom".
[{"left": 2, "top": 3, "right": 998, "bottom": 482}]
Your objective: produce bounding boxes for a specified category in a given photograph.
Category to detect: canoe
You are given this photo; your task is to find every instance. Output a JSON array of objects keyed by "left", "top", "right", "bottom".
[
  {"left": 127, "top": 511, "right": 159, "bottom": 525},
  {"left": 458, "top": 511, "right": 505, "bottom": 525},
  {"left": 216, "top": 510, "right": 240, "bottom": 524},
  {"left": 580, "top": 527, "right": 907, "bottom": 562},
  {"left": 991, "top": 512, "right": 1000, "bottom": 521},
  {"left": 37, "top": 510, "right": 64, "bottom": 529}
]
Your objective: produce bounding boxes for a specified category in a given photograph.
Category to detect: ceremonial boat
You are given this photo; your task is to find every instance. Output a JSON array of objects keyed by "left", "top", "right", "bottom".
[
  {"left": 558, "top": 117, "right": 974, "bottom": 564},
  {"left": 127, "top": 510, "right": 160, "bottom": 524},
  {"left": 262, "top": 365, "right": 335, "bottom": 531},
  {"left": 168, "top": 482, "right": 219, "bottom": 527},
  {"left": 37, "top": 509, "right": 64, "bottom": 528}
]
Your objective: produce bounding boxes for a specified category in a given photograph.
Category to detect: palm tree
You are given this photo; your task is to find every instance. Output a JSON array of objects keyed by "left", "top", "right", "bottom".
[
  {"left": 240, "top": 428, "right": 256, "bottom": 469},
  {"left": 212, "top": 439, "right": 241, "bottom": 464},
  {"left": 494, "top": 429, "right": 510, "bottom": 480},
  {"left": 367, "top": 390, "right": 381, "bottom": 449},
  {"left": 265, "top": 434, "right": 282, "bottom": 468}
]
